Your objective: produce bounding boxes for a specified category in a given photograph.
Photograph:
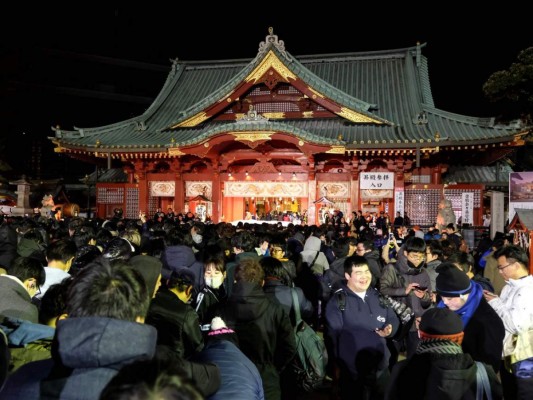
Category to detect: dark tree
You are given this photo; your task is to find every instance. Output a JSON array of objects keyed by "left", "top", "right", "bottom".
[{"left": 483, "top": 47, "right": 533, "bottom": 123}]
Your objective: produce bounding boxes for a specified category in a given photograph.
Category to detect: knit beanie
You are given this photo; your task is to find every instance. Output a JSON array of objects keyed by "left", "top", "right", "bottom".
[
  {"left": 419, "top": 307, "right": 464, "bottom": 344},
  {"left": 208, "top": 317, "right": 236, "bottom": 343},
  {"left": 435, "top": 262, "right": 472, "bottom": 297}
]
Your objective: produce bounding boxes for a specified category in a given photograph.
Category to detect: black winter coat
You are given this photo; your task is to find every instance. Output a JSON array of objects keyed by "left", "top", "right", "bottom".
[
  {"left": 387, "top": 343, "right": 503, "bottom": 400},
  {"left": 146, "top": 289, "right": 204, "bottom": 360},
  {"left": 461, "top": 297, "right": 505, "bottom": 372},
  {"left": 218, "top": 282, "right": 296, "bottom": 400}
]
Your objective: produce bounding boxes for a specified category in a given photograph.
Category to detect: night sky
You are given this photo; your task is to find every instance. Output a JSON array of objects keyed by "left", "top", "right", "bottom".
[{"left": 2, "top": 5, "right": 532, "bottom": 180}]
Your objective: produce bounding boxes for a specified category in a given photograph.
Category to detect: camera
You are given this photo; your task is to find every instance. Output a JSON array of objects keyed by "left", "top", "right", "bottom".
[{"left": 380, "top": 294, "right": 414, "bottom": 323}]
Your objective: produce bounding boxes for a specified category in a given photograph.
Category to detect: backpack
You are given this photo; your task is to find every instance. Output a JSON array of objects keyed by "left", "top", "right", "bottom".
[
  {"left": 335, "top": 288, "right": 414, "bottom": 342},
  {"left": 319, "top": 263, "right": 345, "bottom": 301},
  {"left": 289, "top": 288, "right": 328, "bottom": 392}
]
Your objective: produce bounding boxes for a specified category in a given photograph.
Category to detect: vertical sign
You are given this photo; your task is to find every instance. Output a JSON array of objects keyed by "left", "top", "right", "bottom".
[
  {"left": 395, "top": 190, "right": 404, "bottom": 216},
  {"left": 491, "top": 192, "right": 505, "bottom": 240},
  {"left": 461, "top": 192, "right": 474, "bottom": 224}
]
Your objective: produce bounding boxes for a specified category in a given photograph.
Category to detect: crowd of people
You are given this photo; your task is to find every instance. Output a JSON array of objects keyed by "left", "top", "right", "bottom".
[{"left": 0, "top": 207, "right": 531, "bottom": 399}]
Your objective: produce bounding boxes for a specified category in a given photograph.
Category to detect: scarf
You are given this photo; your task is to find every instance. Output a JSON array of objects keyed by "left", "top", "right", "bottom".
[{"left": 437, "top": 280, "right": 482, "bottom": 328}]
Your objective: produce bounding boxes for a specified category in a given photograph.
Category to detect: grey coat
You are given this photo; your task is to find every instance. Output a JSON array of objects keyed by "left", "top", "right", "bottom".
[{"left": 0, "top": 276, "right": 38, "bottom": 323}]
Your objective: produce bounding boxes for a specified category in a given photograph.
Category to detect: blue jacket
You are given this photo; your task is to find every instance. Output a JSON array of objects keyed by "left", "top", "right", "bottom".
[
  {"left": 194, "top": 339, "right": 264, "bottom": 400},
  {"left": 325, "top": 286, "right": 399, "bottom": 376},
  {"left": 1, "top": 317, "right": 157, "bottom": 400}
]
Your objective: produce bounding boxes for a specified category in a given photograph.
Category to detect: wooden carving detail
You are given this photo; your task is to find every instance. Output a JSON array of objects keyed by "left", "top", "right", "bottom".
[
  {"left": 260, "top": 68, "right": 284, "bottom": 90},
  {"left": 249, "top": 160, "right": 279, "bottom": 173}
]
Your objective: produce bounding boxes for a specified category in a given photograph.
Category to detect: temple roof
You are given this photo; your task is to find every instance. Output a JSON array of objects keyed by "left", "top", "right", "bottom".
[
  {"left": 49, "top": 29, "right": 529, "bottom": 159},
  {"left": 443, "top": 164, "right": 514, "bottom": 187}
]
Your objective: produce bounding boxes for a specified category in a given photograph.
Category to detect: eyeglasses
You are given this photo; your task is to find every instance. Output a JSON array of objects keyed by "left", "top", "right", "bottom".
[
  {"left": 497, "top": 261, "right": 515, "bottom": 271},
  {"left": 407, "top": 252, "right": 425, "bottom": 259}
]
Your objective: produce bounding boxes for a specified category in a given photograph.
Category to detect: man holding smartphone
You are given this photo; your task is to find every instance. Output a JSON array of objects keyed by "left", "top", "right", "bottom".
[{"left": 483, "top": 245, "right": 533, "bottom": 400}]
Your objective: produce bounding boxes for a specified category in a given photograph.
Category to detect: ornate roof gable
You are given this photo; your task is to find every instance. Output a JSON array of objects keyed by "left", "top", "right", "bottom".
[{"left": 170, "top": 28, "right": 391, "bottom": 129}]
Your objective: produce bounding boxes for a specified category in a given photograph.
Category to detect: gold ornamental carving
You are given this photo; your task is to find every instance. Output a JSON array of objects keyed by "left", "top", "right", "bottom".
[
  {"left": 168, "top": 148, "right": 186, "bottom": 156},
  {"left": 262, "top": 112, "right": 286, "bottom": 119},
  {"left": 172, "top": 112, "right": 209, "bottom": 128},
  {"left": 232, "top": 132, "right": 274, "bottom": 142},
  {"left": 225, "top": 181, "right": 308, "bottom": 197},
  {"left": 326, "top": 146, "right": 346, "bottom": 154},
  {"left": 317, "top": 182, "right": 350, "bottom": 198},
  {"left": 302, "top": 111, "right": 314, "bottom": 118},
  {"left": 150, "top": 181, "right": 176, "bottom": 197},
  {"left": 337, "top": 107, "right": 383, "bottom": 124},
  {"left": 246, "top": 50, "right": 296, "bottom": 84},
  {"left": 186, "top": 181, "right": 213, "bottom": 197}
]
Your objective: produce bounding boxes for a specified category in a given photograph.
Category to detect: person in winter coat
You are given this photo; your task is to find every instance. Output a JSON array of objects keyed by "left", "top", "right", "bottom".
[
  {"left": 146, "top": 268, "right": 204, "bottom": 360},
  {"left": 217, "top": 258, "right": 296, "bottom": 400},
  {"left": 320, "top": 237, "right": 356, "bottom": 302},
  {"left": 379, "top": 237, "right": 432, "bottom": 359},
  {"left": 481, "top": 238, "right": 508, "bottom": 296},
  {"left": 0, "top": 259, "right": 158, "bottom": 400},
  {"left": 193, "top": 317, "right": 265, "bottom": 400},
  {"left": 294, "top": 234, "right": 330, "bottom": 328},
  {"left": 0, "top": 256, "right": 45, "bottom": 324},
  {"left": 133, "top": 255, "right": 221, "bottom": 397},
  {"left": 224, "top": 230, "right": 260, "bottom": 297},
  {"left": 447, "top": 251, "right": 495, "bottom": 293},
  {"left": 355, "top": 240, "right": 383, "bottom": 287},
  {"left": 300, "top": 235, "right": 329, "bottom": 276},
  {"left": 325, "top": 255, "right": 400, "bottom": 400},
  {"left": 161, "top": 227, "right": 204, "bottom": 296},
  {"left": 260, "top": 256, "right": 314, "bottom": 327},
  {"left": 483, "top": 245, "right": 533, "bottom": 400},
  {"left": 386, "top": 307, "right": 503, "bottom": 400},
  {"left": 269, "top": 236, "right": 297, "bottom": 281},
  {"left": 194, "top": 256, "right": 228, "bottom": 331},
  {"left": 424, "top": 239, "right": 443, "bottom": 299},
  {"left": 435, "top": 262, "right": 505, "bottom": 372}
]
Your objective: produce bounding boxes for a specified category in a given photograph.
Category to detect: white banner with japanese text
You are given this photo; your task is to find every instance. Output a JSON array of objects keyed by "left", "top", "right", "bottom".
[
  {"left": 461, "top": 192, "right": 474, "bottom": 224},
  {"left": 395, "top": 190, "right": 405, "bottom": 216},
  {"left": 359, "top": 172, "right": 394, "bottom": 190}
]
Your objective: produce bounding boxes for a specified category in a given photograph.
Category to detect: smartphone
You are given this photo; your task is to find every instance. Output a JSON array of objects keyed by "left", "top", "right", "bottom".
[{"left": 389, "top": 233, "right": 394, "bottom": 240}]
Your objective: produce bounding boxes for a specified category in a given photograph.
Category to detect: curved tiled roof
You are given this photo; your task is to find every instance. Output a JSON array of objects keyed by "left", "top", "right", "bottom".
[{"left": 50, "top": 34, "right": 527, "bottom": 154}]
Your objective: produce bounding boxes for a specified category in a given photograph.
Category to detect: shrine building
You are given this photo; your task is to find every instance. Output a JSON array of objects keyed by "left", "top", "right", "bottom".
[{"left": 49, "top": 28, "right": 529, "bottom": 226}]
